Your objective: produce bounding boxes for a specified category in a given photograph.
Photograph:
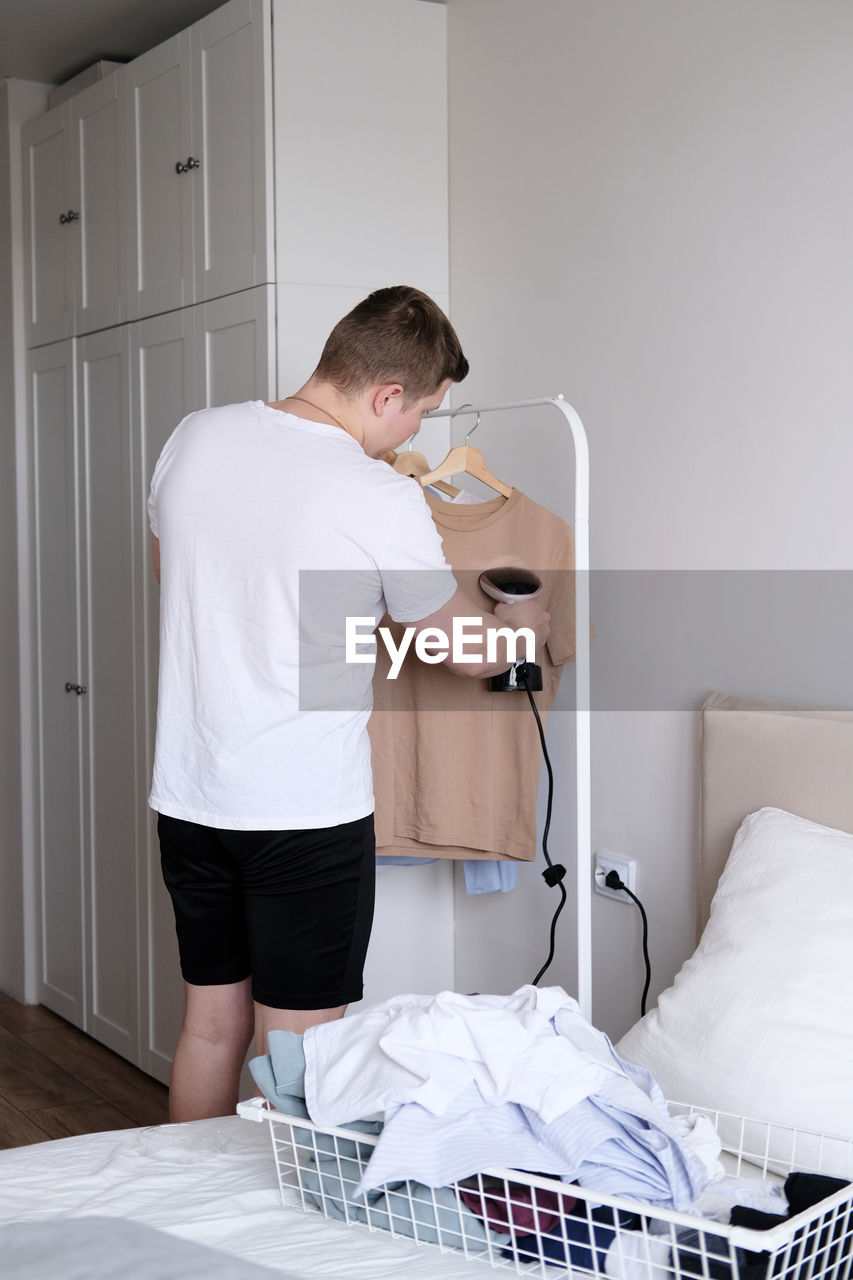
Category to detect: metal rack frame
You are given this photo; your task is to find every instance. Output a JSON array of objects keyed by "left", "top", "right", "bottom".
[{"left": 424, "top": 395, "right": 591, "bottom": 1018}]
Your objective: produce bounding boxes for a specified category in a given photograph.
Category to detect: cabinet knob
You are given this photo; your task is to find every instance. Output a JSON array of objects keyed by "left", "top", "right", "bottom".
[
  {"left": 64, "top": 681, "right": 87, "bottom": 695},
  {"left": 175, "top": 157, "right": 201, "bottom": 174},
  {"left": 59, "top": 210, "right": 80, "bottom": 224}
]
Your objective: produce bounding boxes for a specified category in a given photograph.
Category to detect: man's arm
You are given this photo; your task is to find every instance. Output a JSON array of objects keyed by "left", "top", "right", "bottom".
[{"left": 411, "top": 587, "right": 550, "bottom": 679}]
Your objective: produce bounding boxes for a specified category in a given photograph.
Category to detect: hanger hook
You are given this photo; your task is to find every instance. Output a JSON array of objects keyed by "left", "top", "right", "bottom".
[{"left": 451, "top": 402, "right": 481, "bottom": 445}]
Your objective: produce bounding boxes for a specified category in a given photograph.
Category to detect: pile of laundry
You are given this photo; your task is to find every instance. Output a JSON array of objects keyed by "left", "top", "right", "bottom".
[{"left": 248, "top": 986, "right": 850, "bottom": 1274}]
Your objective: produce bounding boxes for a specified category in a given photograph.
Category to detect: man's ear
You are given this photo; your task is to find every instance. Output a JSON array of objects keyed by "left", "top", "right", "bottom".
[{"left": 371, "top": 383, "right": 405, "bottom": 416}]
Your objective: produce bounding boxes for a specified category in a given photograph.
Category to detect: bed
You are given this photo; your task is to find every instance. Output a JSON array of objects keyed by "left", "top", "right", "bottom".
[
  {"left": 1, "top": 690, "right": 852, "bottom": 1279},
  {"left": 0, "top": 1103, "right": 503, "bottom": 1278}
]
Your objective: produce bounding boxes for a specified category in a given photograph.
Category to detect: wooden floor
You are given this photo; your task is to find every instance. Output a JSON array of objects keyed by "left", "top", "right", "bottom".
[{"left": 0, "top": 991, "right": 170, "bottom": 1150}]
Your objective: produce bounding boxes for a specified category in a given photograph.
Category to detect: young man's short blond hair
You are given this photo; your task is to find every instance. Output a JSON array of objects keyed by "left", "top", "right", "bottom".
[{"left": 314, "top": 285, "right": 469, "bottom": 404}]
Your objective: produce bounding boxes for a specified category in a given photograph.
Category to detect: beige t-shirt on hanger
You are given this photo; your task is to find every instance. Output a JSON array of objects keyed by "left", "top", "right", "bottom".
[{"left": 368, "top": 486, "right": 575, "bottom": 862}]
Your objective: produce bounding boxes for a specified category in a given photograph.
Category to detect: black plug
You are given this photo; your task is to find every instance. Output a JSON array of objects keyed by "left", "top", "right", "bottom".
[{"left": 601, "top": 869, "right": 652, "bottom": 1018}]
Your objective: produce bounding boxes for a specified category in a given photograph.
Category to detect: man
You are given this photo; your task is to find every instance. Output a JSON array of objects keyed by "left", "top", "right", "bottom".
[{"left": 149, "top": 286, "right": 550, "bottom": 1120}]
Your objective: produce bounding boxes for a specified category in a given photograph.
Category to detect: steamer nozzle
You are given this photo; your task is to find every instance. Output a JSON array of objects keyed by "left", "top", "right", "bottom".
[
  {"left": 478, "top": 567, "right": 542, "bottom": 604},
  {"left": 478, "top": 567, "right": 543, "bottom": 692}
]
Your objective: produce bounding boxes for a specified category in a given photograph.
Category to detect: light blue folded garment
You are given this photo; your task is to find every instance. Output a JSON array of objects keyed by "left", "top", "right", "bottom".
[
  {"left": 250, "top": 1030, "right": 306, "bottom": 1109},
  {"left": 463, "top": 860, "right": 519, "bottom": 894},
  {"left": 248, "top": 1031, "right": 503, "bottom": 1252}
]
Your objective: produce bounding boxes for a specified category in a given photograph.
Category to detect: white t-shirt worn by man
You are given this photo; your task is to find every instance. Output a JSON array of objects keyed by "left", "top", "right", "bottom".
[{"left": 148, "top": 401, "right": 456, "bottom": 831}]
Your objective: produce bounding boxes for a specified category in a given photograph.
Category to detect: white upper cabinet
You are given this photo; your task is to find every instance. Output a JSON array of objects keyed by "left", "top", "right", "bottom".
[
  {"left": 23, "top": 0, "right": 444, "bottom": 350},
  {"left": 121, "top": 33, "right": 194, "bottom": 321},
  {"left": 23, "top": 0, "right": 274, "bottom": 343},
  {"left": 72, "top": 77, "right": 124, "bottom": 336},
  {"left": 190, "top": 0, "right": 273, "bottom": 303},
  {"left": 22, "top": 106, "right": 75, "bottom": 346},
  {"left": 122, "top": 0, "right": 272, "bottom": 322},
  {"left": 22, "top": 77, "right": 123, "bottom": 347}
]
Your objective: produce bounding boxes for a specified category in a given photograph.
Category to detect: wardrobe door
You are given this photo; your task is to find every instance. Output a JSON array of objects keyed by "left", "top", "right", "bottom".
[
  {"left": 78, "top": 326, "right": 140, "bottom": 1062},
  {"left": 131, "top": 307, "right": 197, "bottom": 1084},
  {"left": 122, "top": 32, "right": 194, "bottom": 321},
  {"left": 71, "top": 76, "right": 123, "bottom": 335},
  {"left": 196, "top": 284, "right": 275, "bottom": 407},
  {"left": 22, "top": 105, "right": 74, "bottom": 347},
  {"left": 30, "top": 340, "right": 84, "bottom": 1027},
  {"left": 190, "top": 0, "right": 273, "bottom": 302}
]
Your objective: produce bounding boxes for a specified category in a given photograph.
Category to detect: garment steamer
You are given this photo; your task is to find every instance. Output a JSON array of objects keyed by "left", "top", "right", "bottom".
[
  {"left": 478, "top": 567, "right": 566, "bottom": 985},
  {"left": 478, "top": 567, "right": 544, "bottom": 692}
]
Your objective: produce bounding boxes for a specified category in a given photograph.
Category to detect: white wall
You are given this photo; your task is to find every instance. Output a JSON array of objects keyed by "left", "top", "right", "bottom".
[
  {"left": 272, "top": 0, "right": 449, "bottom": 399},
  {"left": 446, "top": 0, "right": 853, "bottom": 1037}
]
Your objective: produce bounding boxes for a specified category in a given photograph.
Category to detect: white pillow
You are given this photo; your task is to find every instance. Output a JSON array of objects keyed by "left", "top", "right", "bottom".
[{"left": 617, "top": 807, "right": 853, "bottom": 1171}]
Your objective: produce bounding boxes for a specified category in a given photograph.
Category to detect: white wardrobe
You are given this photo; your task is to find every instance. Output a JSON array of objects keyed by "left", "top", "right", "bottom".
[{"left": 20, "top": 0, "right": 449, "bottom": 1081}]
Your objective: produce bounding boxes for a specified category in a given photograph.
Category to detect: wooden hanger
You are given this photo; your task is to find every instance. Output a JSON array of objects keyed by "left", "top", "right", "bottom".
[
  {"left": 419, "top": 407, "right": 513, "bottom": 498},
  {"left": 391, "top": 445, "right": 459, "bottom": 497}
]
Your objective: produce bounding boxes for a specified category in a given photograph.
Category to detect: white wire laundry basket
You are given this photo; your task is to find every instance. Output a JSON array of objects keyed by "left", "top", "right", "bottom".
[{"left": 237, "top": 1098, "right": 853, "bottom": 1279}]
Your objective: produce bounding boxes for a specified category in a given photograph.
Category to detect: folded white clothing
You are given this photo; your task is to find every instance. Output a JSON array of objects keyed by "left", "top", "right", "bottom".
[
  {"left": 303, "top": 986, "right": 612, "bottom": 1128},
  {"left": 325, "top": 988, "right": 720, "bottom": 1211},
  {"left": 688, "top": 1174, "right": 787, "bottom": 1221}
]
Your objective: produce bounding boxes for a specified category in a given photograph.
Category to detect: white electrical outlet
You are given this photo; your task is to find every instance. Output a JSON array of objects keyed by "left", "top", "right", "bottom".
[{"left": 593, "top": 851, "right": 638, "bottom": 901}]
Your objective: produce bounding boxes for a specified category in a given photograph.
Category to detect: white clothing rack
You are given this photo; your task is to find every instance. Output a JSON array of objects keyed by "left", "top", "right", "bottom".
[{"left": 423, "top": 395, "right": 591, "bottom": 1019}]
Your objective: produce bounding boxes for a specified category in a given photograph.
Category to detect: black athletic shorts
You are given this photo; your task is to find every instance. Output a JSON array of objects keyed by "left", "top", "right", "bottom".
[{"left": 157, "top": 812, "right": 376, "bottom": 1010}]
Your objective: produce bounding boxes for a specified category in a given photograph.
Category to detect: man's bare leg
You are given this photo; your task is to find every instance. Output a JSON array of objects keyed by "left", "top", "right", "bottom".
[{"left": 169, "top": 978, "right": 254, "bottom": 1122}]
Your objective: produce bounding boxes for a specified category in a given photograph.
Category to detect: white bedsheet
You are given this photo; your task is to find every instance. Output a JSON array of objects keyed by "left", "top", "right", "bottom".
[
  {"left": 0, "top": 1113, "right": 502, "bottom": 1278},
  {"left": 0, "top": 1217, "right": 286, "bottom": 1279}
]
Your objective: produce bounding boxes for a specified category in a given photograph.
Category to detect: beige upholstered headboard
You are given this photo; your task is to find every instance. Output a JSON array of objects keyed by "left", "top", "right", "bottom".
[{"left": 699, "top": 690, "right": 853, "bottom": 931}]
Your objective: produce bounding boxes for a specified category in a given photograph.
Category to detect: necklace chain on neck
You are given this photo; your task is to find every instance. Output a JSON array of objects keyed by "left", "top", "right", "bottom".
[{"left": 286, "top": 395, "right": 348, "bottom": 434}]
